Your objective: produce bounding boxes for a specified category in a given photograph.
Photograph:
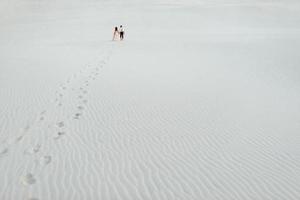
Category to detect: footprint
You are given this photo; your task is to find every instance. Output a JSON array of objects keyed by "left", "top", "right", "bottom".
[
  {"left": 40, "top": 155, "right": 52, "bottom": 165},
  {"left": 54, "top": 132, "right": 65, "bottom": 140},
  {"left": 58, "top": 103, "right": 62, "bottom": 107},
  {"left": 77, "top": 106, "right": 84, "bottom": 110},
  {"left": 39, "top": 116, "right": 45, "bottom": 121},
  {"left": 21, "top": 173, "right": 36, "bottom": 185},
  {"left": 78, "top": 95, "right": 83, "bottom": 99},
  {"left": 0, "top": 148, "right": 8, "bottom": 157},
  {"left": 15, "top": 135, "right": 24, "bottom": 143},
  {"left": 73, "top": 113, "right": 81, "bottom": 119},
  {"left": 59, "top": 93, "right": 63, "bottom": 97},
  {"left": 83, "top": 90, "right": 88, "bottom": 94},
  {"left": 24, "top": 144, "right": 41, "bottom": 155},
  {"left": 57, "top": 121, "right": 64, "bottom": 128},
  {"left": 58, "top": 131, "right": 65, "bottom": 136},
  {"left": 33, "top": 144, "right": 41, "bottom": 153}
]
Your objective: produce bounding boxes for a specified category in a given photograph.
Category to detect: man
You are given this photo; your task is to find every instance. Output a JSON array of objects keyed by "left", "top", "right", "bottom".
[{"left": 119, "top": 25, "right": 125, "bottom": 40}]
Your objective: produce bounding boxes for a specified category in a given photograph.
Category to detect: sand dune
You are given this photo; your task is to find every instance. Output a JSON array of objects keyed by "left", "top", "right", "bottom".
[{"left": 0, "top": 0, "right": 300, "bottom": 199}]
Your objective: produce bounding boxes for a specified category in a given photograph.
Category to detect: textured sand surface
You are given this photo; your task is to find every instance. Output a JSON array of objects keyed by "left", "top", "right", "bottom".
[{"left": 1, "top": 0, "right": 300, "bottom": 199}]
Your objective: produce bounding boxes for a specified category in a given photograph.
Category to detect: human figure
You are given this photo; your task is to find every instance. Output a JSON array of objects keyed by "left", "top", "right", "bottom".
[
  {"left": 112, "top": 26, "right": 119, "bottom": 41},
  {"left": 119, "top": 25, "right": 124, "bottom": 40}
]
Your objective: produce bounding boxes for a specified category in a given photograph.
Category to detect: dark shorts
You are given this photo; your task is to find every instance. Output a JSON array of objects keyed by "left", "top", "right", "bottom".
[{"left": 120, "top": 31, "right": 124, "bottom": 37}]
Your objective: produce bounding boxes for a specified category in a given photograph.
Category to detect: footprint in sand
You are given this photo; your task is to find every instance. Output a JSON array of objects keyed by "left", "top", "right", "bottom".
[
  {"left": 54, "top": 132, "right": 65, "bottom": 140},
  {"left": 15, "top": 135, "right": 24, "bottom": 143},
  {"left": 57, "top": 121, "right": 64, "bottom": 128},
  {"left": 39, "top": 155, "right": 52, "bottom": 165},
  {"left": 77, "top": 106, "right": 84, "bottom": 110},
  {"left": 0, "top": 148, "right": 8, "bottom": 157},
  {"left": 82, "top": 99, "right": 88, "bottom": 104},
  {"left": 33, "top": 145, "right": 41, "bottom": 153},
  {"left": 23, "top": 125, "right": 30, "bottom": 132},
  {"left": 83, "top": 90, "right": 88, "bottom": 94},
  {"left": 24, "top": 144, "right": 41, "bottom": 155},
  {"left": 37, "top": 111, "right": 46, "bottom": 121},
  {"left": 73, "top": 113, "right": 81, "bottom": 119},
  {"left": 78, "top": 95, "right": 83, "bottom": 99},
  {"left": 21, "top": 173, "right": 36, "bottom": 185},
  {"left": 58, "top": 131, "right": 65, "bottom": 136}
]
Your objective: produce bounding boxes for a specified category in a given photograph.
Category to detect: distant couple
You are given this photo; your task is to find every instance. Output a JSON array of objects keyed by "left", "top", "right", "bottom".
[{"left": 112, "top": 25, "right": 125, "bottom": 41}]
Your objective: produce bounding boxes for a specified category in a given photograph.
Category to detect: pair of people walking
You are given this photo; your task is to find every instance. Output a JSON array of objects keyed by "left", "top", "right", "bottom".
[{"left": 112, "top": 25, "right": 125, "bottom": 41}]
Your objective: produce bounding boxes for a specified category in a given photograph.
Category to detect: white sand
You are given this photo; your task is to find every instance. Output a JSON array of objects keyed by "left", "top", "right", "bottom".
[{"left": 1, "top": 0, "right": 300, "bottom": 199}]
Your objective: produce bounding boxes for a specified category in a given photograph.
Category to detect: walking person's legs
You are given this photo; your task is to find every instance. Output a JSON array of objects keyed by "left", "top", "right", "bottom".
[{"left": 112, "top": 26, "right": 119, "bottom": 41}]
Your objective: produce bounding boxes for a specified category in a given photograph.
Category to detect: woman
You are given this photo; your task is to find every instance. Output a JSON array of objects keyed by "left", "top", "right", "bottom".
[{"left": 112, "top": 26, "right": 119, "bottom": 41}]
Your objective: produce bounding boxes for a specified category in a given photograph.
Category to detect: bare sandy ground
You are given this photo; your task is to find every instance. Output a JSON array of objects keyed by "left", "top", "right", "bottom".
[{"left": 0, "top": 0, "right": 300, "bottom": 199}]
